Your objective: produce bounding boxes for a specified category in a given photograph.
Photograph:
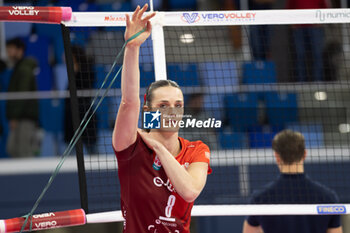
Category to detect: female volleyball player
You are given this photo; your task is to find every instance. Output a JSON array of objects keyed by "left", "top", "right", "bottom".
[{"left": 112, "top": 4, "right": 211, "bottom": 233}]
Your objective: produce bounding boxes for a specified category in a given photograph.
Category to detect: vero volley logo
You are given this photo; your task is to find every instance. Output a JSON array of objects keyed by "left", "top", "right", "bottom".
[
  {"left": 317, "top": 205, "right": 347, "bottom": 214},
  {"left": 182, "top": 13, "right": 200, "bottom": 24}
]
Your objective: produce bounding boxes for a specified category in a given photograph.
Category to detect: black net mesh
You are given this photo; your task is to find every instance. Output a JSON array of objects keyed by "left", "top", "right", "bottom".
[{"left": 64, "top": 23, "right": 350, "bottom": 213}]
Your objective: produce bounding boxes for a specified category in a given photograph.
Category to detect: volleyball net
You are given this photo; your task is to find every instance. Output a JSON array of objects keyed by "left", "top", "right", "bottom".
[
  {"left": 1, "top": 5, "right": 350, "bottom": 232},
  {"left": 61, "top": 8, "right": 350, "bottom": 214}
]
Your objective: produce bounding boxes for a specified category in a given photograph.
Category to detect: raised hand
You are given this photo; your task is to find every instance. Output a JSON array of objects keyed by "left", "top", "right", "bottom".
[{"left": 124, "top": 4, "right": 156, "bottom": 47}]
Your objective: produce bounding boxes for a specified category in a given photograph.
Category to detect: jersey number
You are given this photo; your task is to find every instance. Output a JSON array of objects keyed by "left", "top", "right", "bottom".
[{"left": 165, "top": 195, "right": 176, "bottom": 217}]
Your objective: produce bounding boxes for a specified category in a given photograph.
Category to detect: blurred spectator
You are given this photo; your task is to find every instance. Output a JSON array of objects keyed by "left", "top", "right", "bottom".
[
  {"left": 6, "top": 38, "right": 40, "bottom": 158},
  {"left": 224, "top": 0, "right": 242, "bottom": 50},
  {"left": 249, "top": 0, "right": 276, "bottom": 60},
  {"left": 0, "top": 60, "right": 6, "bottom": 137},
  {"left": 323, "top": 41, "right": 342, "bottom": 81},
  {"left": 64, "top": 46, "right": 97, "bottom": 155},
  {"left": 287, "top": 0, "right": 330, "bottom": 82}
]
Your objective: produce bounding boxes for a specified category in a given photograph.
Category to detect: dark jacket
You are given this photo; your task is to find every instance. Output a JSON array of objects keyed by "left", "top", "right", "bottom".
[
  {"left": 0, "top": 59, "right": 6, "bottom": 135},
  {"left": 6, "top": 58, "right": 39, "bottom": 121}
]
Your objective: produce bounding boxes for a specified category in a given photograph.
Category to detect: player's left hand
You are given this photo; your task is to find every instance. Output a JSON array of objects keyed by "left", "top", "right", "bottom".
[{"left": 138, "top": 129, "right": 163, "bottom": 151}]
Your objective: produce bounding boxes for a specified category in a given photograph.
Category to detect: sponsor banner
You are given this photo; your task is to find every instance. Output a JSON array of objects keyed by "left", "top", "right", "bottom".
[
  {"left": 316, "top": 9, "right": 350, "bottom": 22},
  {"left": 8, "top": 6, "right": 40, "bottom": 16},
  {"left": 317, "top": 205, "right": 347, "bottom": 214},
  {"left": 104, "top": 15, "right": 126, "bottom": 22},
  {"left": 181, "top": 12, "right": 256, "bottom": 24},
  {"left": 64, "top": 9, "right": 350, "bottom": 27},
  {"left": 66, "top": 12, "right": 129, "bottom": 26}
]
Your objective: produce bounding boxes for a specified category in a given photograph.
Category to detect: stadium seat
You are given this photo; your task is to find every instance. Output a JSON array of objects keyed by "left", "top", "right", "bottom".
[
  {"left": 94, "top": 64, "right": 121, "bottom": 89},
  {"left": 198, "top": 61, "right": 238, "bottom": 121},
  {"left": 57, "top": 0, "right": 97, "bottom": 12},
  {"left": 167, "top": 63, "right": 200, "bottom": 86},
  {"left": 39, "top": 99, "right": 64, "bottom": 133},
  {"left": 0, "top": 69, "right": 11, "bottom": 158},
  {"left": 224, "top": 93, "right": 259, "bottom": 132},
  {"left": 94, "top": 64, "right": 121, "bottom": 130},
  {"left": 286, "top": 123, "right": 324, "bottom": 148},
  {"left": 201, "top": 94, "right": 225, "bottom": 121},
  {"left": 53, "top": 64, "right": 68, "bottom": 91},
  {"left": 4, "top": 22, "right": 32, "bottom": 40},
  {"left": 218, "top": 131, "right": 248, "bottom": 149},
  {"left": 242, "top": 61, "right": 277, "bottom": 84},
  {"left": 35, "top": 0, "right": 51, "bottom": 6},
  {"left": 248, "top": 125, "right": 279, "bottom": 148},
  {"left": 97, "top": 2, "right": 132, "bottom": 12},
  {"left": 38, "top": 98, "right": 65, "bottom": 159},
  {"left": 139, "top": 38, "right": 154, "bottom": 65},
  {"left": 95, "top": 63, "right": 151, "bottom": 95},
  {"left": 265, "top": 91, "right": 298, "bottom": 127},
  {"left": 199, "top": 61, "right": 239, "bottom": 87},
  {"left": 32, "top": 24, "right": 65, "bottom": 64},
  {"left": 140, "top": 64, "right": 155, "bottom": 87}
]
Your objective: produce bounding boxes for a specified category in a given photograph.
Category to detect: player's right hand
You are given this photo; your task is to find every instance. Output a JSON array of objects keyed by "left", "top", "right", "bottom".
[{"left": 124, "top": 4, "right": 156, "bottom": 47}]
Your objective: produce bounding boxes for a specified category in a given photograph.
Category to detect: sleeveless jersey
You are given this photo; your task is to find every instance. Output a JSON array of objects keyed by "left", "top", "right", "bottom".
[{"left": 114, "top": 132, "right": 211, "bottom": 233}]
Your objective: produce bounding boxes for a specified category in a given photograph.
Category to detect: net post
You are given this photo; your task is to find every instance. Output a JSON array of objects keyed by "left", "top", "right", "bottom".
[
  {"left": 151, "top": 12, "right": 167, "bottom": 81},
  {"left": 149, "top": 0, "right": 154, "bottom": 12},
  {"left": 61, "top": 23, "right": 89, "bottom": 214}
]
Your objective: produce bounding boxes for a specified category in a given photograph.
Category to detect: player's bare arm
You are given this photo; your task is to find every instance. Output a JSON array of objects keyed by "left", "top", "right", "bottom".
[{"left": 112, "top": 4, "right": 155, "bottom": 152}]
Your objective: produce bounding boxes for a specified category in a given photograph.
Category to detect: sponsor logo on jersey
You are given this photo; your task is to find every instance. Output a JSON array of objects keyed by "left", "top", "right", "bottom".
[
  {"left": 153, "top": 177, "right": 175, "bottom": 192},
  {"left": 153, "top": 155, "right": 162, "bottom": 170}
]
